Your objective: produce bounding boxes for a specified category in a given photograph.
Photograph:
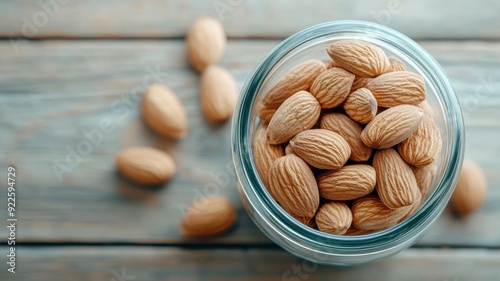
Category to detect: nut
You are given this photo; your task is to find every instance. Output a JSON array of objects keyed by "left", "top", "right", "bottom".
[
  {"left": 253, "top": 124, "right": 285, "bottom": 188},
  {"left": 315, "top": 202, "right": 352, "bottom": 235},
  {"left": 115, "top": 147, "right": 176, "bottom": 185},
  {"left": 142, "top": 84, "right": 189, "bottom": 139},
  {"left": 310, "top": 67, "right": 355, "bottom": 108},
  {"left": 318, "top": 165, "right": 376, "bottom": 201},
  {"left": 200, "top": 65, "right": 238, "bottom": 123},
  {"left": 366, "top": 71, "right": 426, "bottom": 107},
  {"left": 180, "top": 196, "right": 236, "bottom": 237},
  {"left": 352, "top": 195, "right": 411, "bottom": 231},
  {"left": 343, "top": 88, "right": 378, "bottom": 124},
  {"left": 450, "top": 160, "right": 488, "bottom": 216},
  {"left": 186, "top": 17, "right": 226, "bottom": 72}
]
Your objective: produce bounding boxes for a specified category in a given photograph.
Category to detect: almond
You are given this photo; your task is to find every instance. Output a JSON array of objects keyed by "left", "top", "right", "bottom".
[
  {"left": 361, "top": 105, "right": 423, "bottom": 149},
  {"left": 324, "top": 59, "right": 339, "bottom": 69},
  {"left": 289, "top": 129, "right": 350, "bottom": 170},
  {"left": 267, "top": 91, "right": 321, "bottom": 145},
  {"left": 351, "top": 76, "right": 372, "bottom": 91},
  {"left": 326, "top": 40, "right": 391, "bottom": 77},
  {"left": 315, "top": 202, "right": 352, "bottom": 235},
  {"left": 268, "top": 155, "right": 320, "bottom": 217},
  {"left": 285, "top": 143, "right": 294, "bottom": 155},
  {"left": 259, "top": 59, "right": 325, "bottom": 117},
  {"left": 291, "top": 213, "right": 316, "bottom": 229},
  {"left": 142, "top": 84, "right": 189, "bottom": 139},
  {"left": 450, "top": 160, "right": 488, "bottom": 216},
  {"left": 253, "top": 124, "right": 285, "bottom": 188},
  {"left": 258, "top": 103, "right": 278, "bottom": 123},
  {"left": 200, "top": 65, "right": 238, "bottom": 122},
  {"left": 186, "top": 17, "right": 226, "bottom": 72},
  {"left": 366, "top": 71, "right": 426, "bottom": 107},
  {"left": 389, "top": 56, "right": 407, "bottom": 72},
  {"left": 412, "top": 162, "right": 438, "bottom": 197},
  {"left": 318, "top": 165, "right": 376, "bottom": 201},
  {"left": 343, "top": 88, "right": 378, "bottom": 124},
  {"left": 115, "top": 147, "right": 176, "bottom": 185},
  {"left": 320, "top": 113, "right": 372, "bottom": 162},
  {"left": 352, "top": 195, "right": 411, "bottom": 230},
  {"left": 398, "top": 114, "right": 442, "bottom": 166},
  {"left": 418, "top": 100, "right": 435, "bottom": 118},
  {"left": 310, "top": 67, "right": 355, "bottom": 108},
  {"left": 373, "top": 148, "right": 418, "bottom": 209},
  {"left": 180, "top": 196, "right": 236, "bottom": 237},
  {"left": 399, "top": 188, "right": 422, "bottom": 222}
]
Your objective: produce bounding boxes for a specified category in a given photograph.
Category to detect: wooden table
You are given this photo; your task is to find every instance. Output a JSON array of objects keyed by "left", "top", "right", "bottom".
[{"left": 0, "top": 1, "right": 499, "bottom": 280}]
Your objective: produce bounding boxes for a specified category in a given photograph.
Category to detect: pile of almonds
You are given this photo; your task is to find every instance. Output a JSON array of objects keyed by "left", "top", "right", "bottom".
[
  {"left": 115, "top": 17, "right": 237, "bottom": 238},
  {"left": 254, "top": 40, "right": 444, "bottom": 235}
]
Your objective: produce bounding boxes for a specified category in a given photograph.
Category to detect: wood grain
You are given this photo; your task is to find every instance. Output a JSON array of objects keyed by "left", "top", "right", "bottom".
[
  {"left": 0, "top": 247, "right": 499, "bottom": 281},
  {"left": 0, "top": 40, "right": 499, "bottom": 247},
  {"left": 1, "top": 0, "right": 500, "bottom": 39}
]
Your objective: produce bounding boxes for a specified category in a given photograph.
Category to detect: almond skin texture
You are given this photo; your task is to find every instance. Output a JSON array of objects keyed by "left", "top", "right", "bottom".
[
  {"left": 259, "top": 59, "right": 325, "bottom": 117},
  {"left": 267, "top": 91, "right": 321, "bottom": 145},
  {"left": 389, "top": 56, "right": 407, "bottom": 72},
  {"left": 352, "top": 195, "right": 411, "bottom": 230},
  {"left": 253, "top": 124, "right": 285, "bottom": 188},
  {"left": 142, "top": 84, "right": 189, "bottom": 139},
  {"left": 450, "top": 160, "right": 488, "bottom": 216},
  {"left": 289, "top": 129, "right": 351, "bottom": 170},
  {"left": 285, "top": 143, "right": 294, "bottom": 155},
  {"left": 321, "top": 113, "right": 372, "bottom": 162},
  {"left": 326, "top": 40, "right": 391, "bottom": 77},
  {"left": 310, "top": 67, "right": 355, "bottom": 108},
  {"left": 268, "top": 155, "right": 320, "bottom": 217},
  {"left": 343, "top": 88, "right": 378, "bottom": 125},
  {"left": 186, "top": 17, "right": 226, "bottom": 72},
  {"left": 361, "top": 105, "right": 424, "bottom": 149},
  {"left": 200, "top": 65, "right": 238, "bottom": 123},
  {"left": 180, "top": 196, "right": 236, "bottom": 237},
  {"left": 291, "top": 214, "right": 316, "bottom": 229},
  {"left": 315, "top": 202, "right": 352, "bottom": 235},
  {"left": 373, "top": 148, "right": 418, "bottom": 209},
  {"left": 413, "top": 162, "right": 438, "bottom": 197},
  {"left": 258, "top": 103, "right": 278, "bottom": 123},
  {"left": 115, "top": 147, "right": 176, "bottom": 185},
  {"left": 398, "top": 114, "right": 442, "bottom": 167},
  {"left": 399, "top": 188, "right": 423, "bottom": 222},
  {"left": 366, "top": 71, "right": 426, "bottom": 107},
  {"left": 351, "top": 76, "right": 372, "bottom": 91},
  {"left": 318, "top": 165, "right": 376, "bottom": 201}
]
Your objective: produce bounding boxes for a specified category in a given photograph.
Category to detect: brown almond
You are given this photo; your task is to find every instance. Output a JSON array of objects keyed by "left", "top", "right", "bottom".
[
  {"left": 321, "top": 113, "right": 372, "bottom": 161},
  {"left": 351, "top": 76, "right": 372, "bottom": 91},
  {"left": 289, "top": 129, "right": 350, "bottom": 170},
  {"left": 413, "top": 162, "right": 438, "bottom": 197},
  {"left": 315, "top": 202, "right": 352, "bottom": 235},
  {"left": 318, "top": 164, "right": 376, "bottom": 201},
  {"left": 267, "top": 91, "right": 321, "bottom": 145},
  {"left": 186, "top": 17, "right": 226, "bottom": 72},
  {"left": 115, "top": 147, "right": 176, "bottom": 185},
  {"left": 142, "top": 84, "right": 189, "bottom": 139},
  {"left": 399, "top": 188, "right": 423, "bottom": 222},
  {"left": 352, "top": 195, "right": 411, "bottom": 231},
  {"left": 285, "top": 143, "right": 294, "bottom": 155},
  {"left": 200, "top": 65, "right": 238, "bottom": 122},
  {"left": 291, "top": 213, "right": 316, "bottom": 229},
  {"left": 318, "top": 165, "right": 376, "bottom": 201},
  {"left": 260, "top": 59, "right": 325, "bottom": 113},
  {"left": 450, "top": 160, "right": 488, "bottom": 216},
  {"left": 361, "top": 105, "right": 424, "bottom": 149},
  {"left": 343, "top": 88, "right": 378, "bottom": 124},
  {"left": 253, "top": 124, "right": 285, "bottom": 188},
  {"left": 366, "top": 71, "right": 426, "bottom": 107},
  {"left": 258, "top": 103, "right": 278, "bottom": 123},
  {"left": 398, "top": 114, "right": 442, "bottom": 167},
  {"left": 310, "top": 67, "right": 355, "bottom": 108},
  {"left": 373, "top": 148, "right": 418, "bottom": 209},
  {"left": 326, "top": 40, "right": 391, "bottom": 77},
  {"left": 180, "top": 196, "right": 236, "bottom": 237},
  {"left": 389, "top": 56, "right": 407, "bottom": 72},
  {"left": 268, "top": 155, "right": 320, "bottom": 217}
]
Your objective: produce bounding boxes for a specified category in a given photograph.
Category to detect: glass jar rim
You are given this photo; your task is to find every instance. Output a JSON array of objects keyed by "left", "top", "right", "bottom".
[{"left": 232, "top": 20, "right": 464, "bottom": 263}]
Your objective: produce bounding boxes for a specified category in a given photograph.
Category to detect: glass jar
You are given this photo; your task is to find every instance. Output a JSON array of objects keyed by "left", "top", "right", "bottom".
[{"left": 231, "top": 20, "right": 464, "bottom": 265}]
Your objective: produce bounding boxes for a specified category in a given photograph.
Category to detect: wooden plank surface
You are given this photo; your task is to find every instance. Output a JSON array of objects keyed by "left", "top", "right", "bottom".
[
  {"left": 1, "top": 247, "right": 499, "bottom": 281},
  {"left": 0, "top": 40, "right": 499, "bottom": 247},
  {"left": 1, "top": 0, "right": 500, "bottom": 39}
]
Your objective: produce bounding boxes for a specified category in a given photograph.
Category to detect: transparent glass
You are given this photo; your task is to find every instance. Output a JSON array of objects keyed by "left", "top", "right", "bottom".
[{"left": 231, "top": 21, "right": 464, "bottom": 265}]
